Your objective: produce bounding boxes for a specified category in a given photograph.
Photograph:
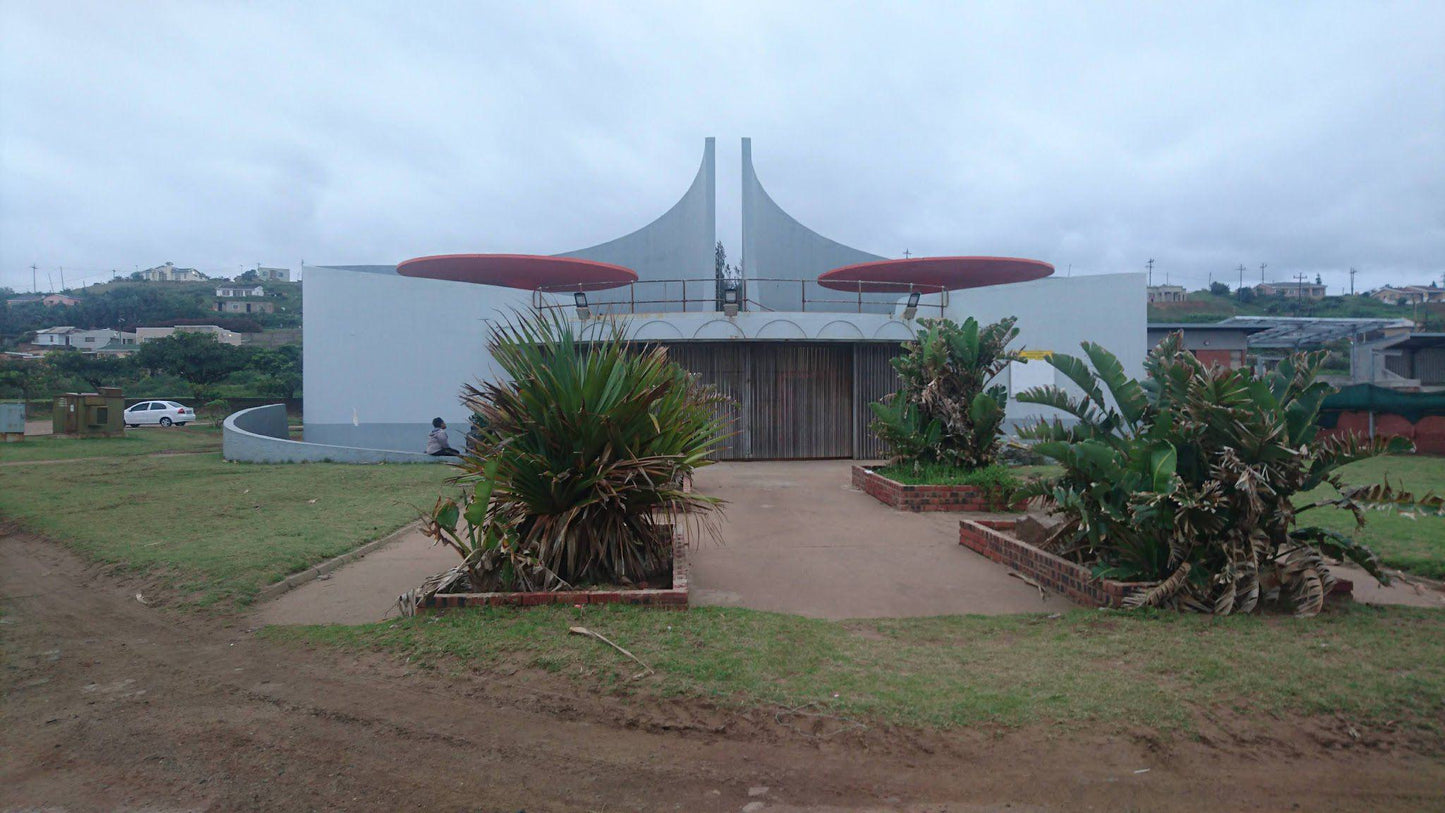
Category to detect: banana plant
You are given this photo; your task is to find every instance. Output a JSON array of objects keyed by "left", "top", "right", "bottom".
[
  {"left": 871, "top": 316, "right": 1023, "bottom": 470},
  {"left": 1016, "top": 332, "right": 1416, "bottom": 617}
]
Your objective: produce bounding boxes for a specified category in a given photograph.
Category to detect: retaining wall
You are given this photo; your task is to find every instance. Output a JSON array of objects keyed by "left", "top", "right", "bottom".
[
  {"left": 223, "top": 404, "right": 449, "bottom": 464},
  {"left": 419, "top": 526, "right": 689, "bottom": 611},
  {"left": 958, "top": 518, "right": 1135, "bottom": 608},
  {"left": 853, "top": 466, "right": 1017, "bottom": 512}
]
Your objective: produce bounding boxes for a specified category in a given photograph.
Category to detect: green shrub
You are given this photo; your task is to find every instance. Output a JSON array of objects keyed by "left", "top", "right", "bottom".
[
  {"left": 1014, "top": 333, "right": 1435, "bottom": 617},
  {"left": 203, "top": 398, "right": 232, "bottom": 426},
  {"left": 423, "top": 311, "right": 728, "bottom": 591},
  {"left": 870, "top": 316, "right": 1023, "bottom": 471},
  {"left": 875, "top": 462, "right": 1021, "bottom": 491}
]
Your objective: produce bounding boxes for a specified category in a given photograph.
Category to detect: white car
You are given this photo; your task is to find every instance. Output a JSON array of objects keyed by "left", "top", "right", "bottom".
[{"left": 124, "top": 400, "right": 194, "bottom": 427}]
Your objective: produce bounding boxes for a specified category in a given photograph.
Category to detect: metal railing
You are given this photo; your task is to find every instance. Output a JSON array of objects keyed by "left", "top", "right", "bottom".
[{"left": 532, "top": 278, "right": 948, "bottom": 317}]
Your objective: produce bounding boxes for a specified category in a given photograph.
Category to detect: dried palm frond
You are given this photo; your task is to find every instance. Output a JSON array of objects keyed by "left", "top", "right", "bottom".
[
  {"left": 1287, "top": 567, "right": 1325, "bottom": 617},
  {"left": 1122, "top": 562, "right": 1192, "bottom": 609}
]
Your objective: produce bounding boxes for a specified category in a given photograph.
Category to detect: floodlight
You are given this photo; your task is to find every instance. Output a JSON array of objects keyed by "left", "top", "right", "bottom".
[
  {"left": 573, "top": 291, "right": 591, "bottom": 320},
  {"left": 723, "top": 287, "right": 739, "bottom": 317},
  {"left": 902, "top": 291, "right": 921, "bottom": 320}
]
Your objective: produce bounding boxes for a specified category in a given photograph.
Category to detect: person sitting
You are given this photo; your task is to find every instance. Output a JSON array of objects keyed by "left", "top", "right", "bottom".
[{"left": 425, "top": 417, "right": 460, "bottom": 457}]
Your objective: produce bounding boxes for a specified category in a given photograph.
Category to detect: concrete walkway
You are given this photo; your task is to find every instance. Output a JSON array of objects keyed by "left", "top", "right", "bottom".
[
  {"left": 688, "top": 461, "right": 1048, "bottom": 618},
  {"left": 253, "top": 460, "right": 1444, "bottom": 625},
  {"left": 251, "top": 529, "right": 455, "bottom": 626}
]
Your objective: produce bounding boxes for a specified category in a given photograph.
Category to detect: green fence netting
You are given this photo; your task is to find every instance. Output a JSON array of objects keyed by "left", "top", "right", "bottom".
[{"left": 1318, "top": 384, "right": 1445, "bottom": 427}]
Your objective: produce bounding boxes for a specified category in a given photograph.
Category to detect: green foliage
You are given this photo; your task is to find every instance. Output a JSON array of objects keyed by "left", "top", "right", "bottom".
[
  {"left": 274, "top": 603, "right": 1445, "bottom": 735},
  {"left": 0, "top": 280, "right": 303, "bottom": 347},
  {"left": 874, "top": 462, "right": 1021, "bottom": 492},
  {"left": 870, "top": 316, "right": 1023, "bottom": 471},
  {"left": 203, "top": 398, "right": 232, "bottom": 426},
  {"left": 1209, "top": 281, "right": 1230, "bottom": 296},
  {"left": 135, "top": 332, "right": 250, "bottom": 397},
  {"left": 1016, "top": 333, "right": 1417, "bottom": 617},
  {"left": 424, "top": 311, "right": 728, "bottom": 590},
  {"left": 0, "top": 359, "right": 61, "bottom": 402},
  {"left": 46, "top": 348, "right": 130, "bottom": 389},
  {"left": 0, "top": 445, "right": 447, "bottom": 608},
  {"left": 250, "top": 345, "right": 301, "bottom": 399}
]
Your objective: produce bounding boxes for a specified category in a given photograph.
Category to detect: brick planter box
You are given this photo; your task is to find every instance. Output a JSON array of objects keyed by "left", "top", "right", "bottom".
[
  {"left": 958, "top": 518, "right": 1136, "bottom": 608},
  {"left": 417, "top": 527, "right": 689, "bottom": 612},
  {"left": 853, "top": 465, "right": 1019, "bottom": 512},
  {"left": 959, "top": 518, "right": 1357, "bottom": 608}
]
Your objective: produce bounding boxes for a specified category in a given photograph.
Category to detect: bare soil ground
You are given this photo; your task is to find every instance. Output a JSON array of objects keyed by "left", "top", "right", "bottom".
[{"left": 3, "top": 527, "right": 1444, "bottom": 812}]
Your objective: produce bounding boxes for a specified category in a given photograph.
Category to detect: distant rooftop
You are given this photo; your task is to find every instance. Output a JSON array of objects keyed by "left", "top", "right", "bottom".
[{"left": 1217, "top": 316, "right": 1415, "bottom": 347}]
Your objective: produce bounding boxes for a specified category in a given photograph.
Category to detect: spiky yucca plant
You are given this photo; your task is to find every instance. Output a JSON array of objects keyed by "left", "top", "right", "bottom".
[
  {"left": 425, "top": 311, "right": 728, "bottom": 591},
  {"left": 1015, "top": 333, "right": 1431, "bottom": 617},
  {"left": 870, "top": 316, "right": 1023, "bottom": 470}
]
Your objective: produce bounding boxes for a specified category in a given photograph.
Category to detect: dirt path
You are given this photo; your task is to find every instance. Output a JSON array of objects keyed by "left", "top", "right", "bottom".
[{"left": 5, "top": 529, "right": 1444, "bottom": 811}]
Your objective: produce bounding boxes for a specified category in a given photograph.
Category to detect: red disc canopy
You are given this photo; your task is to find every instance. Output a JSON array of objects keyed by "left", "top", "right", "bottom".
[
  {"left": 397, "top": 254, "right": 638, "bottom": 291},
  {"left": 817, "top": 256, "right": 1054, "bottom": 292}
]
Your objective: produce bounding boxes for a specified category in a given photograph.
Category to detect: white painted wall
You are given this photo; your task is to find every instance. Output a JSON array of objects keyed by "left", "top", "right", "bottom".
[
  {"left": 946, "top": 272, "right": 1147, "bottom": 425},
  {"left": 304, "top": 266, "right": 1144, "bottom": 452},
  {"left": 302, "top": 265, "right": 530, "bottom": 451}
]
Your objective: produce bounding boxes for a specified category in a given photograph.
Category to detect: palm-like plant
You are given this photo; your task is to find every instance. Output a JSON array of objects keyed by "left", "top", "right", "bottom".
[
  {"left": 871, "top": 316, "right": 1023, "bottom": 470},
  {"left": 424, "top": 310, "right": 728, "bottom": 591},
  {"left": 1015, "top": 333, "right": 1429, "bottom": 616}
]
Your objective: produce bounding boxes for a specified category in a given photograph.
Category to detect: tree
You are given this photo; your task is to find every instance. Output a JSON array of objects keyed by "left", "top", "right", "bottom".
[
  {"left": 714, "top": 241, "right": 729, "bottom": 312},
  {"left": 1315, "top": 274, "right": 1323, "bottom": 286},
  {"left": 48, "top": 348, "right": 133, "bottom": 390},
  {"left": 1236, "top": 286, "right": 1256, "bottom": 303},
  {"left": 0, "top": 358, "right": 60, "bottom": 411},
  {"left": 250, "top": 345, "right": 301, "bottom": 399},
  {"left": 135, "top": 332, "right": 248, "bottom": 397},
  {"left": 1209, "top": 281, "right": 1230, "bottom": 296}
]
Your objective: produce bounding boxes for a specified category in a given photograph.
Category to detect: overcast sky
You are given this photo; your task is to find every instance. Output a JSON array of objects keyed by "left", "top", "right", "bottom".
[{"left": 2, "top": 1, "right": 1442, "bottom": 294}]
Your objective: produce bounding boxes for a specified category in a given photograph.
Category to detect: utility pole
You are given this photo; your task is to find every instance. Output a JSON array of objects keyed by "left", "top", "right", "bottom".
[
  {"left": 1294, "top": 272, "right": 1308, "bottom": 299},
  {"left": 30, "top": 263, "right": 37, "bottom": 293},
  {"left": 1349, "top": 267, "right": 1357, "bottom": 296},
  {"left": 1237, "top": 263, "right": 1245, "bottom": 291},
  {"left": 903, "top": 249, "right": 911, "bottom": 259},
  {"left": 59, "top": 266, "right": 64, "bottom": 290},
  {"left": 1146, "top": 258, "right": 1155, "bottom": 286},
  {"left": 1259, "top": 263, "right": 1267, "bottom": 285}
]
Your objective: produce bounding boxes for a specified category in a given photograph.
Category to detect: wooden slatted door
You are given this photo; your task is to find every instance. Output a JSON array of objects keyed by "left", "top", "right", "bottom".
[
  {"left": 749, "top": 343, "right": 853, "bottom": 459},
  {"left": 659, "top": 341, "right": 901, "bottom": 460},
  {"left": 853, "top": 343, "right": 905, "bottom": 460},
  {"left": 661, "top": 343, "right": 748, "bottom": 460}
]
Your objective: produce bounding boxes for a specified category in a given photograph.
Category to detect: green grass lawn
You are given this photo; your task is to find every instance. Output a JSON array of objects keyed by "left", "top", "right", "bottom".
[
  {"left": 0, "top": 450, "right": 451, "bottom": 607},
  {"left": 268, "top": 602, "right": 1445, "bottom": 734},
  {"left": 1296, "top": 455, "right": 1445, "bottom": 579},
  {"left": 0, "top": 426, "right": 224, "bottom": 463}
]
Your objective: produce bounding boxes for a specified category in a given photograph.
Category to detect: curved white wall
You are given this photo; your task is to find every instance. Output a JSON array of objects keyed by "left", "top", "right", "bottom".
[
  {"left": 558, "top": 138, "right": 716, "bottom": 313},
  {"left": 302, "top": 264, "right": 530, "bottom": 452},
  {"left": 741, "top": 138, "right": 893, "bottom": 313}
]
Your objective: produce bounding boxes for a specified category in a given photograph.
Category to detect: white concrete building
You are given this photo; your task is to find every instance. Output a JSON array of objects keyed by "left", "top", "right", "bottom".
[
  {"left": 135, "top": 324, "right": 245, "bottom": 345},
  {"left": 217, "top": 284, "right": 264, "bottom": 297},
  {"left": 32, "top": 326, "right": 79, "bottom": 347},
  {"left": 301, "top": 139, "right": 1146, "bottom": 460}
]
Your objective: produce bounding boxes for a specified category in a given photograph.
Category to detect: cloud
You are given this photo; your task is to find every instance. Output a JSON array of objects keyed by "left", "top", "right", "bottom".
[{"left": 1, "top": 0, "right": 1442, "bottom": 293}]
